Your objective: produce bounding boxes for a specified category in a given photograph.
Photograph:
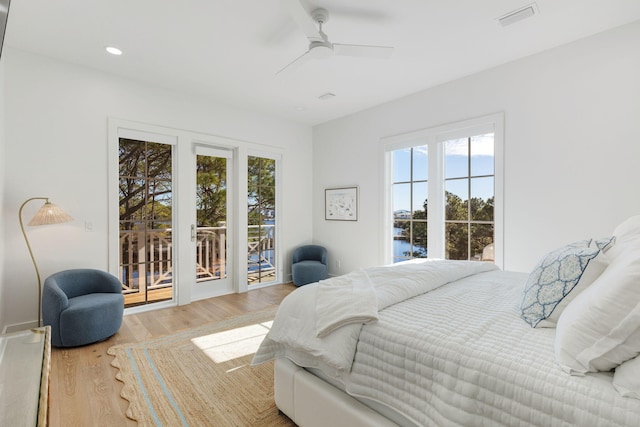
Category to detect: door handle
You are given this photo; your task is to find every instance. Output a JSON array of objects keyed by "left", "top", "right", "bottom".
[{"left": 191, "top": 224, "right": 196, "bottom": 242}]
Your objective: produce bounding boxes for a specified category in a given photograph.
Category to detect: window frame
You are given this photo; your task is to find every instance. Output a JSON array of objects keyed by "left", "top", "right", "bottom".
[{"left": 381, "top": 113, "right": 504, "bottom": 267}]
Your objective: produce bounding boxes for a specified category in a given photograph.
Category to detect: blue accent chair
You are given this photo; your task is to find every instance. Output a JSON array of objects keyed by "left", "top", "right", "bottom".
[
  {"left": 42, "top": 269, "right": 124, "bottom": 348},
  {"left": 291, "top": 245, "right": 328, "bottom": 286}
]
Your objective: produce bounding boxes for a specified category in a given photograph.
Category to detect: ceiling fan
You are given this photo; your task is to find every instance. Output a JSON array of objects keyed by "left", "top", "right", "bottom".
[{"left": 277, "top": 0, "right": 394, "bottom": 75}]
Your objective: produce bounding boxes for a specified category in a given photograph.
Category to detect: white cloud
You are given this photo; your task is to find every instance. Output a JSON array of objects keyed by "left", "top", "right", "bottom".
[{"left": 445, "top": 134, "right": 494, "bottom": 156}]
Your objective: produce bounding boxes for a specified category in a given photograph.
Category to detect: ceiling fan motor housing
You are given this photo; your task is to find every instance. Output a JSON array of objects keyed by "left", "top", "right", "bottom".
[{"left": 311, "top": 8, "right": 329, "bottom": 25}]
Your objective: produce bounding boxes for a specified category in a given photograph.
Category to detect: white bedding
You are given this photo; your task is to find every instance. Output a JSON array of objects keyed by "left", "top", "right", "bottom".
[
  {"left": 253, "top": 260, "right": 497, "bottom": 376},
  {"left": 315, "top": 268, "right": 378, "bottom": 338},
  {"left": 253, "top": 261, "right": 640, "bottom": 425}
]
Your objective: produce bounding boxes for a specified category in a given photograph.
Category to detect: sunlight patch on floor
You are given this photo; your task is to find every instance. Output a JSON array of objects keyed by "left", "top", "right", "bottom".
[{"left": 191, "top": 321, "right": 273, "bottom": 363}]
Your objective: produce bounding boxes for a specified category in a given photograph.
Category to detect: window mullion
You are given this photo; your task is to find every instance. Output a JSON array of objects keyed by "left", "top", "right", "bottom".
[
  {"left": 427, "top": 140, "right": 444, "bottom": 259},
  {"left": 467, "top": 137, "right": 472, "bottom": 260},
  {"left": 409, "top": 148, "right": 414, "bottom": 257}
]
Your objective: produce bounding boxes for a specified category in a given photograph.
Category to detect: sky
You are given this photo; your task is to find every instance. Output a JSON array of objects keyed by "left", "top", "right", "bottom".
[{"left": 393, "top": 134, "right": 494, "bottom": 213}]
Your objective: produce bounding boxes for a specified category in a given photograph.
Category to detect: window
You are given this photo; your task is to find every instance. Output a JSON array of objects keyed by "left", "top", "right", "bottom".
[
  {"left": 247, "top": 155, "right": 277, "bottom": 285},
  {"left": 444, "top": 135, "right": 495, "bottom": 261},
  {"left": 384, "top": 114, "right": 503, "bottom": 266},
  {"left": 392, "top": 146, "right": 428, "bottom": 262}
]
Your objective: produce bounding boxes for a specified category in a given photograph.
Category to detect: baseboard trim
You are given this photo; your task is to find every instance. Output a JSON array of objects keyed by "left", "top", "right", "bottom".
[{"left": 3, "top": 320, "right": 38, "bottom": 334}]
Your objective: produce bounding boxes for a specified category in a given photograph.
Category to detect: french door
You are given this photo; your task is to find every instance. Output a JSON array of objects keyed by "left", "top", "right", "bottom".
[
  {"left": 117, "top": 133, "right": 176, "bottom": 308},
  {"left": 110, "top": 119, "right": 282, "bottom": 312},
  {"left": 116, "top": 139, "right": 235, "bottom": 307},
  {"left": 192, "top": 145, "right": 234, "bottom": 300}
]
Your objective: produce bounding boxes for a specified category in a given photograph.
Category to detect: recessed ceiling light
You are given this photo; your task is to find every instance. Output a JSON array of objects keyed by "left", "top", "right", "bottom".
[
  {"left": 497, "top": 3, "right": 538, "bottom": 27},
  {"left": 105, "top": 46, "right": 123, "bottom": 55}
]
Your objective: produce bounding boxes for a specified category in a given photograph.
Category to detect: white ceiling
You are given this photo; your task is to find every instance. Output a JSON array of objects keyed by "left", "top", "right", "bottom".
[{"left": 5, "top": 0, "right": 640, "bottom": 126}]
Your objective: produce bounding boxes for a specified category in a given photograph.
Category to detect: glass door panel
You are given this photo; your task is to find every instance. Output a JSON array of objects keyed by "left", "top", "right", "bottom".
[
  {"left": 119, "top": 138, "right": 174, "bottom": 307},
  {"left": 193, "top": 146, "right": 233, "bottom": 298},
  {"left": 247, "top": 156, "right": 276, "bottom": 286}
]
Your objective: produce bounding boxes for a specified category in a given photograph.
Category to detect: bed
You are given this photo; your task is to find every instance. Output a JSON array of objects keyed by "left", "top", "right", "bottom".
[{"left": 253, "top": 219, "right": 640, "bottom": 426}]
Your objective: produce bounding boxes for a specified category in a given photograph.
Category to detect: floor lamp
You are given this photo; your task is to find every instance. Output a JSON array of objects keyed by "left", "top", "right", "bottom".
[{"left": 19, "top": 197, "right": 73, "bottom": 327}]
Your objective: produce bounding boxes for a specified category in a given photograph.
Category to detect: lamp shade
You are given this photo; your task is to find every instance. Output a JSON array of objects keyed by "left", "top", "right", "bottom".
[{"left": 27, "top": 201, "right": 73, "bottom": 226}]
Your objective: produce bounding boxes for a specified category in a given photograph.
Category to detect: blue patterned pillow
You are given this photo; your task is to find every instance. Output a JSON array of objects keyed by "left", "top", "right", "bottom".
[{"left": 520, "top": 237, "right": 615, "bottom": 328}]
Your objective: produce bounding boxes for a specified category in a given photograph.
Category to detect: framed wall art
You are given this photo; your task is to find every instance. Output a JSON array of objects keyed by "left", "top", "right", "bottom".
[{"left": 325, "top": 186, "right": 358, "bottom": 221}]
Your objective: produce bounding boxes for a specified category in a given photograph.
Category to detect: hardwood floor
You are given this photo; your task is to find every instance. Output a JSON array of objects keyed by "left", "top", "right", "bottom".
[{"left": 47, "top": 283, "right": 296, "bottom": 427}]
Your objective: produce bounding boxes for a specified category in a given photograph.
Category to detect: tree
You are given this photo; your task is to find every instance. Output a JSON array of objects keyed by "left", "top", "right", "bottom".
[
  {"left": 119, "top": 139, "right": 172, "bottom": 230},
  {"left": 445, "top": 193, "right": 494, "bottom": 260},
  {"left": 401, "top": 192, "right": 494, "bottom": 261},
  {"left": 196, "top": 156, "right": 227, "bottom": 227},
  {"left": 247, "top": 156, "right": 275, "bottom": 226}
]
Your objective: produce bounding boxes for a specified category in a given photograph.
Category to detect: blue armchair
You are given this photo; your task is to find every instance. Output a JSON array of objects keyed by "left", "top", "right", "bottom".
[
  {"left": 291, "top": 245, "right": 328, "bottom": 286},
  {"left": 42, "top": 269, "right": 124, "bottom": 347}
]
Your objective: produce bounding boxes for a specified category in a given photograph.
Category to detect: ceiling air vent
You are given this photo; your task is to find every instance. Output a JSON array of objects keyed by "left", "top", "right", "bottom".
[{"left": 498, "top": 3, "right": 538, "bottom": 27}]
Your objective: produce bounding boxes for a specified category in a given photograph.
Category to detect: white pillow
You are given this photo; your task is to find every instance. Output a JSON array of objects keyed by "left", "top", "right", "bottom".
[
  {"left": 613, "top": 356, "right": 640, "bottom": 399},
  {"left": 607, "top": 215, "right": 640, "bottom": 260},
  {"left": 613, "top": 215, "right": 640, "bottom": 238},
  {"left": 555, "top": 237, "right": 640, "bottom": 374},
  {"left": 520, "top": 237, "right": 614, "bottom": 328}
]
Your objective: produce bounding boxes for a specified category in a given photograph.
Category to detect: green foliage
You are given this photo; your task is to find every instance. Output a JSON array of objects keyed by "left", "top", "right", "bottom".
[
  {"left": 398, "top": 191, "right": 494, "bottom": 261},
  {"left": 247, "top": 156, "right": 275, "bottom": 226},
  {"left": 118, "top": 144, "right": 278, "bottom": 235},
  {"left": 444, "top": 191, "right": 494, "bottom": 260},
  {"left": 196, "top": 156, "right": 227, "bottom": 226},
  {"left": 119, "top": 139, "right": 172, "bottom": 229}
]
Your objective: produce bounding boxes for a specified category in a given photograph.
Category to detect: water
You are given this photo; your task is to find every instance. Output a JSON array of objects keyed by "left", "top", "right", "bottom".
[
  {"left": 394, "top": 228, "right": 427, "bottom": 261},
  {"left": 248, "top": 220, "right": 275, "bottom": 271}
]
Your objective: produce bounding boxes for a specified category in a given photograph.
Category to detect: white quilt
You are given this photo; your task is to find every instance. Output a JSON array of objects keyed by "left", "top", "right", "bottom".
[
  {"left": 253, "top": 261, "right": 640, "bottom": 425},
  {"left": 351, "top": 270, "right": 640, "bottom": 426},
  {"left": 315, "top": 268, "right": 378, "bottom": 338},
  {"left": 252, "top": 260, "right": 497, "bottom": 376}
]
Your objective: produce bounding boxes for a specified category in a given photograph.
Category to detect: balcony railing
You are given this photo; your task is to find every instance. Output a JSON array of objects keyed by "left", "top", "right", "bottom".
[
  {"left": 196, "top": 226, "right": 227, "bottom": 282},
  {"left": 120, "top": 224, "right": 275, "bottom": 305},
  {"left": 247, "top": 224, "right": 276, "bottom": 283}
]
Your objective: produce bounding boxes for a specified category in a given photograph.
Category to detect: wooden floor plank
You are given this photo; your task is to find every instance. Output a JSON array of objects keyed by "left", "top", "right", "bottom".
[{"left": 47, "top": 283, "right": 296, "bottom": 427}]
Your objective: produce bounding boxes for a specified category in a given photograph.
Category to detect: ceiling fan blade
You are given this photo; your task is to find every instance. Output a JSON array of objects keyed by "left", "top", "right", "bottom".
[
  {"left": 282, "top": 0, "right": 323, "bottom": 42},
  {"left": 333, "top": 43, "right": 394, "bottom": 59},
  {"left": 276, "top": 50, "right": 312, "bottom": 76}
]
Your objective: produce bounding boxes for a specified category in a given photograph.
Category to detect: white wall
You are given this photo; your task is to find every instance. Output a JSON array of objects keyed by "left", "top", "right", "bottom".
[
  {"left": 0, "top": 49, "right": 313, "bottom": 331},
  {"left": 0, "top": 57, "right": 6, "bottom": 329},
  {"left": 313, "top": 21, "right": 640, "bottom": 275}
]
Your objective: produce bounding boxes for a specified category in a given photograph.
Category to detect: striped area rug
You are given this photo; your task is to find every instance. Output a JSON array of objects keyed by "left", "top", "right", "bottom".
[{"left": 108, "top": 308, "right": 294, "bottom": 426}]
